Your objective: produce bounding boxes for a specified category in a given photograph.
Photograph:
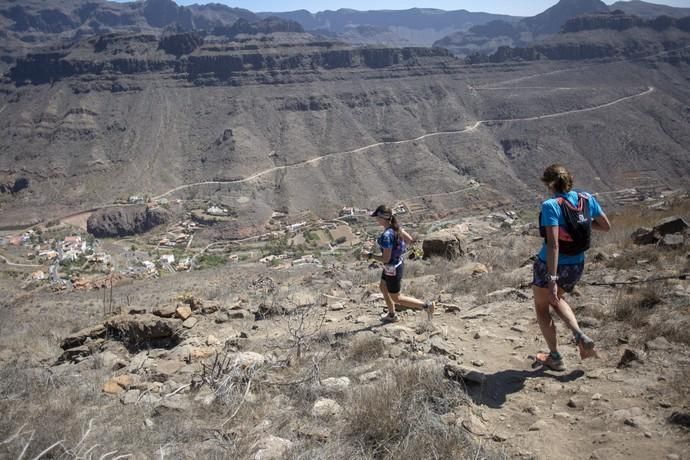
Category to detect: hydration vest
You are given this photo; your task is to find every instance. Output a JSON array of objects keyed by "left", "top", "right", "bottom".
[{"left": 539, "top": 192, "right": 592, "bottom": 256}]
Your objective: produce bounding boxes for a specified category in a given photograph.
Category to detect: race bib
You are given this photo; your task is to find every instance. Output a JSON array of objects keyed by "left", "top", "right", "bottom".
[{"left": 383, "top": 264, "right": 397, "bottom": 276}]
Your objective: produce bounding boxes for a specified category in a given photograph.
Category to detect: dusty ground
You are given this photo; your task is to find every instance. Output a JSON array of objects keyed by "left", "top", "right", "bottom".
[{"left": 0, "top": 201, "right": 688, "bottom": 459}]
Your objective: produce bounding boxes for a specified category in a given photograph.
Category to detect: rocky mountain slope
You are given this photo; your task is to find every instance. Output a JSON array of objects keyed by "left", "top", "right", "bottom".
[
  {"left": 466, "top": 12, "right": 690, "bottom": 63},
  {"left": 433, "top": 0, "right": 689, "bottom": 57},
  {"left": 1, "top": 23, "right": 689, "bottom": 232},
  {"left": 256, "top": 8, "right": 520, "bottom": 47}
]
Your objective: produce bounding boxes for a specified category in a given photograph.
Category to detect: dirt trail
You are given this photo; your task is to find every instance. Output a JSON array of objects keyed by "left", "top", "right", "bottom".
[{"left": 315, "top": 281, "right": 688, "bottom": 460}]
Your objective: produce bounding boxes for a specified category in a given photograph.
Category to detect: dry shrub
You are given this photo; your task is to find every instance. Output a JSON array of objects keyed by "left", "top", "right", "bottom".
[
  {"left": 596, "top": 197, "right": 690, "bottom": 248},
  {"left": 344, "top": 363, "right": 473, "bottom": 459},
  {"left": 0, "top": 365, "right": 123, "bottom": 459},
  {"left": 605, "top": 245, "right": 661, "bottom": 270},
  {"left": 349, "top": 334, "right": 385, "bottom": 362},
  {"left": 612, "top": 285, "right": 662, "bottom": 326},
  {"left": 646, "top": 314, "right": 690, "bottom": 345}
]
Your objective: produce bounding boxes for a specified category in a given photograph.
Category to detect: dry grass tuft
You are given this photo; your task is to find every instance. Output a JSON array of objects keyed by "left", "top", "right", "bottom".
[
  {"left": 344, "top": 363, "right": 473, "bottom": 459},
  {"left": 612, "top": 285, "right": 663, "bottom": 327},
  {"left": 348, "top": 334, "right": 385, "bottom": 362}
]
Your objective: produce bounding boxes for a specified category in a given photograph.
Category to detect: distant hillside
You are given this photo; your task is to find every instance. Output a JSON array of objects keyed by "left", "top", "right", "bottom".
[
  {"left": 466, "top": 12, "right": 690, "bottom": 63},
  {"left": 609, "top": 0, "right": 690, "bottom": 18},
  {"left": 433, "top": 0, "right": 690, "bottom": 57},
  {"left": 257, "top": 8, "right": 520, "bottom": 47}
]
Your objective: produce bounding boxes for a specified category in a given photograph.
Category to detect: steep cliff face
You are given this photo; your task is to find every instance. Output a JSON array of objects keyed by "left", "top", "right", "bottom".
[
  {"left": 8, "top": 35, "right": 450, "bottom": 86},
  {"left": 562, "top": 12, "right": 690, "bottom": 33},
  {"left": 466, "top": 16, "right": 690, "bottom": 64}
]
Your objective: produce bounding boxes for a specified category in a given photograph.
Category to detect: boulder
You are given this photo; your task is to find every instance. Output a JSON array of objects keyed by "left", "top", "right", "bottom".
[
  {"left": 105, "top": 314, "right": 181, "bottom": 347},
  {"left": 631, "top": 227, "right": 657, "bottom": 245},
  {"left": 311, "top": 398, "right": 343, "bottom": 418},
  {"left": 423, "top": 228, "right": 464, "bottom": 260},
  {"left": 61, "top": 324, "right": 107, "bottom": 349},
  {"left": 87, "top": 205, "right": 170, "bottom": 238},
  {"left": 653, "top": 216, "right": 688, "bottom": 236},
  {"left": 253, "top": 435, "right": 293, "bottom": 460},
  {"left": 660, "top": 234, "right": 684, "bottom": 248}
]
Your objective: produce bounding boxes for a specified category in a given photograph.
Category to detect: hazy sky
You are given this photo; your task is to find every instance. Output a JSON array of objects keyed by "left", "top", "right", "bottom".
[{"left": 172, "top": 0, "right": 690, "bottom": 16}]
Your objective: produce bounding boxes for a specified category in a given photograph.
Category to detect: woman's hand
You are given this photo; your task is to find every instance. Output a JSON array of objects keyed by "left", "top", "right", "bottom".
[{"left": 548, "top": 281, "right": 560, "bottom": 307}]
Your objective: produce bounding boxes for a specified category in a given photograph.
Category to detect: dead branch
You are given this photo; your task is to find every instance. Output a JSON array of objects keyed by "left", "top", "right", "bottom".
[{"left": 0, "top": 423, "right": 27, "bottom": 445}]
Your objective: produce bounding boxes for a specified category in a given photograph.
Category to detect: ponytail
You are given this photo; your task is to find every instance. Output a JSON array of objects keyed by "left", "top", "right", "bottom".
[{"left": 541, "top": 164, "right": 574, "bottom": 193}]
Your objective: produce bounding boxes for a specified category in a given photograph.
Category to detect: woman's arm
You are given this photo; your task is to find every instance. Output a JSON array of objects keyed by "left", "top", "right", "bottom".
[
  {"left": 545, "top": 225, "right": 560, "bottom": 306},
  {"left": 400, "top": 228, "right": 416, "bottom": 245},
  {"left": 380, "top": 247, "right": 392, "bottom": 264},
  {"left": 592, "top": 213, "right": 611, "bottom": 232}
]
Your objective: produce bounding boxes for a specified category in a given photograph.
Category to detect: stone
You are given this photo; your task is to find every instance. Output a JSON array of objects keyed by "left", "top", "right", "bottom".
[
  {"left": 329, "top": 303, "right": 346, "bottom": 311},
  {"left": 567, "top": 398, "right": 578, "bottom": 408},
  {"left": 337, "top": 280, "right": 353, "bottom": 290},
  {"left": 154, "top": 396, "right": 192, "bottom": 416},
  {"left": 510, "top": 325, "right": 526, "bottom": 333},
  {"left": 233, "top": 352, "right": 266, "bottom": 368},
  {"left": 668, "top": 411, "right": 690, "bottom": 428},
  {"left": 59, "top": 345, "right": 95, "bottom": 363},
  {"left": 653, "top": 216, "right": 688, "bottom": 236},
  {"left": 312, "top": 398, "right": 342, "bottom": 418},
  {"left": 155, "top": 359, "right": 184, "bottom": 377},
  {"left": 429, "top": 338, "right": 455, "bottom": 357},
  {"left": 321, "top": 377, "right": 350, "bottom": 391},
  {"left": 176, "top": 305, "right": 192, "bottom": 320},
  {"left": 631, "top": 227, "right": 657, "bottom": 245},
  {"left": 253, "top": 435, "right": 293, "bottom": 460},
  {"left": 182, "top": 317, "right": 198, "bottom": 328},
  {"left": 645, "top": 337, "right": 672, "bottom": 351},
  {"left": 105, "top": 314, "right": 181, "bottom": 345},
  {"left": 485, "top": 288, "right": 529, "bottom": 300},
  {"left": 103, "top": 380, "right": 125, "bottom": 395},
  {"left": 227, "top": 310, "right": 250, "bottom": 319},
  {"left": 461, "top": 414, "right": 487, "bottom": 435},
  {"left": 444, "top": 364, "right": 486, "bottom": 384},
  {"left": 121, "top": 389, "right": 141, "bottom": 405},
  {"left": 471, "top": 360, "right": 485, "bottom": 367},
  {"left": 358, "top": 371, "right": 381, "bottom": 383},
  {"left": 618, "top": 349, "right": 643, "bottom": 368},
  {"left": 422, "top": 228, "right": 464, "bottom": 260},
  {"left": 61, "top": 324, "right": 107, "bottom": 349},
  {"left": 206, "top": 335, "right": 220, "bottom": 346},
  {"left": 592, "top": 393, "right": 602, "bottom": 401},
  {"left": 112, "top": 374, "right": 135, "bottom": 387},
  {"left": 660, "top": 234, "right": 684, "bottom": 248},
  {"left": 528, "top": 420, "right": 549, "bottom": 431},
  {"left": 554, "top": 412, "right": 571, "bottom": 421}
]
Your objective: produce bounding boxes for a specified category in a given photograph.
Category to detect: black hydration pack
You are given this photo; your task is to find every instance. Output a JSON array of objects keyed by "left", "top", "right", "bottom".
[{"left": 539, "top": 192, "right": 592, "bottom": 256}]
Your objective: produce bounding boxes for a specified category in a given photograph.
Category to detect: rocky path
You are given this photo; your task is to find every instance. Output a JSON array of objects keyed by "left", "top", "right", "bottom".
[{"left": 319, "top": 282, "right": 689, "bottom": 460}]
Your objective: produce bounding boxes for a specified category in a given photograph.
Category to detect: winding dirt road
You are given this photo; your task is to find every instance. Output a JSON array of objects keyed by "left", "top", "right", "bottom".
[{"left": 154, "top": 86, "right": 654, "bottom": 201}]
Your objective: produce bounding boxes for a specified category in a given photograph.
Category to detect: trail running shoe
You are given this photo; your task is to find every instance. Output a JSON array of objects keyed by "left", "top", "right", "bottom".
[
  {"left": 536, "top": 352, "right": 566, "bottom": 371},
  {"left": 381, "top": 313, "right": 400, "bottom": 323},
  {"left": 575, "top": 331, "right": 598, "bottom": 359}
]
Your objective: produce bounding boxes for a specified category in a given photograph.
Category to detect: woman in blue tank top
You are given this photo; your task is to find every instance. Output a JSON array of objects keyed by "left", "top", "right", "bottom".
[{"left": 532, "top": 164, "right": 611, "bottom": 371}]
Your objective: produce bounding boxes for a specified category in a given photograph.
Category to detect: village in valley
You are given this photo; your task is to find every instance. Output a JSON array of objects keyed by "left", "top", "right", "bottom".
[{"left": 0, "top": 198, "right": 400, "bottom": 292}]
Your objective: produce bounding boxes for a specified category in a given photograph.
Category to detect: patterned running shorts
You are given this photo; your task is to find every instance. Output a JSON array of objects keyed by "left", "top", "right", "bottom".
[{"left": 532, "top": 258, "right": 584, "bottom": 293}]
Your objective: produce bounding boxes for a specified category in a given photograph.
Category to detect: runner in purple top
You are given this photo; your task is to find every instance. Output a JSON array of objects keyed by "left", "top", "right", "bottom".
[{"left": 367, "top": 205, "right": 435, "bottom": 324}]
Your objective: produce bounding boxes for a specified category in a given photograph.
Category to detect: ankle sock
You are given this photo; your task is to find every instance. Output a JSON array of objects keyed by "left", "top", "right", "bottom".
[{"left": 549, "top": 351, "right": 562, "bottom": 360}]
